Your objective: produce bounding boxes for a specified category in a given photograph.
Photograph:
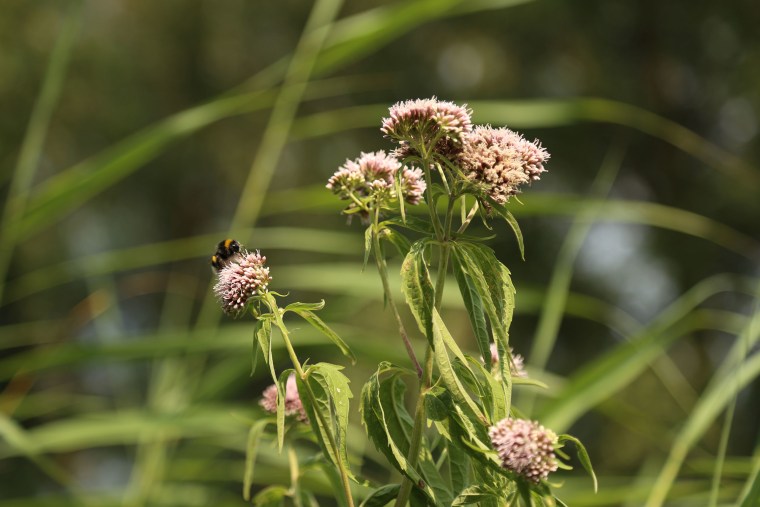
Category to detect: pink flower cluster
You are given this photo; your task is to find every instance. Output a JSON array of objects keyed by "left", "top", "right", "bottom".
[
  {"left": 326, "top": 151, "right": 426, "bottom": 207},
  {"left": 460, "top": 126, "right": 549, "bottom": 205},
  {"left": 259, "top": 374, "right": 308, "bottom": 423},
  {"left": 213, "top": 250, "right": 271, "bottom": 315},
  {"left": 489, "top": 418, "right": 558, "bottom": 483}
]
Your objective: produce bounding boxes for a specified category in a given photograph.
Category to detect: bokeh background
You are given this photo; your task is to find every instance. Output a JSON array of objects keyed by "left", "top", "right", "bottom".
[{"left": 1, "top": 0, "right": 759, "bottom": 505}]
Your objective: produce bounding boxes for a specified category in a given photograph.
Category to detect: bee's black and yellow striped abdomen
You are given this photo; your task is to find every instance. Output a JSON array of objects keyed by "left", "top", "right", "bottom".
[{"left": 211, "top": 239, "right": 241, "bottom": 271}]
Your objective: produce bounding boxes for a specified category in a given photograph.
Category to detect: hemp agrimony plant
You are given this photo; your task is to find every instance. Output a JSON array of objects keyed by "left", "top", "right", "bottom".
[{"left": 213, "top": 98, "right": 596, "bottom": 506}]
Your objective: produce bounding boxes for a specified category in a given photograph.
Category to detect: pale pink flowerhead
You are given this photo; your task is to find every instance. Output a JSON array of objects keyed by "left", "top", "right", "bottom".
[
  {"left": 213, "top": 250, "right": 271, "bottom": 315},
  {"left": 489, "top": 343, "right": 527, "bottom": 378},
  {"left": 259, "top": 374, "right": 308, "bottom": 423},
  {"left": 459, "top": 126, "right": 549, "bottom": 204},
  {"left": 382, "top": 98, "right": 473, "bottom": 156},
  {"left": 489, "top": 418, "right": 559, "bottom": 483},
  {"left": 326, "top": 151, "right": 426, "bottom": 208}
]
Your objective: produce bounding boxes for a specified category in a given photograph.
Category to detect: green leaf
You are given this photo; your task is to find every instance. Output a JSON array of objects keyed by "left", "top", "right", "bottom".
[
  {"left": 455, "top": 242, "right": 515, "bottom": 386},
  {"left": 363, "top": 225, "right": 373, "bottom": 271},
  {"left": 487, "top": 199, "right": 525, "bottom": 260},
  {"left": 558, "top": 434, "right": 597, "bottom": 492},
  {"left": 380, "top": 226, "right": 412, "bottom": 256},
  {"left": 284, "top": 300, "right": 326, "bottom": 312},
  {"left": 243, "top": 419, "right": 271, "bottom": 501},
  {"left": 299, "top": 362, "right": 354, "bottom": 481},
  {"left": 451, "top": 249, "right": 490, "bottom": 369},
  {"left": 447, "top": 437, "right": 470, "bottom": 496},
  {"left": 256, "top": 318, "right": 277, "bottom": 385},
  {"left": 452, "top": 485, "right": 496, "bottom": 506},
  {"left": 289, "top": 308, "right": 356, "bottom": 364},
  {"left": 400, "top": 240, "right": 435, "bottom": 340},
  {"left": 360, "top": 484, "right": 401, "bottom": 507},
  {"left": 276, "top": 369, "right": 294, "bottom": 452},
  {"left": 253, "top": 485, "right": 289, "bottom": 507},
  {"left": 360, "top": 362, "right": 438, "bottom": 503},
  {"left": 383, "top": 216, "right": 435, "bottom": 235},
  {"left": 431, "top": 309, "right": 484, "bottom": 420}
]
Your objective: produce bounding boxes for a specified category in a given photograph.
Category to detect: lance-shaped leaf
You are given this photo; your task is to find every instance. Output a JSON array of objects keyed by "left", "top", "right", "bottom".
[
  {"left": 288, "top": 305, "right": 356, "bottom": 364},
  {"left": 297, "top": 362, "right": 354, "bottom": 481},
  {"left": 276, "top": 368, "right": 294, "bottom": 451},
  {"left": 360, "top": 484, "right": 401, "bottom": 507},
  {"left": 243, "top": 419, "right": 272, "bottom": 501},
  {"left": 400, "top": 239, "right": 435, "bottom": 341},
  {"left": 359, "top": 362, "right": 439, "bottom": 503}
]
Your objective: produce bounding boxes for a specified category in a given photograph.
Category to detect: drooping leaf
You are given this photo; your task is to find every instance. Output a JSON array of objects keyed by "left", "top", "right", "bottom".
[
  {"left": 298, "top": 362, "right": 354, "bottom": 481},
  {"left": 364, "top": 225, "right": 373, "bottom": 271},
  {"left": 284, "top": 300, "right": 326, "bottom": 312},
  {"left": 276, "top": 369, "right": 294, "bottom": 452},
  {"left": 253, "top": 485, "right": 288, "bottom": 507},
  {"left": 359, "top": 362, "right": 438, "bottom": 503},
  {"left": 289, "top": 308, "right": 356, "bottom": 364},
  {"left": 400, "top": 239, "right": 435, "bottom": 341},
  {"left": 256, "top": 318, "right": 277, "bottom": 385},
  {"left": 243, "top": 419, "right": 271, "bottom": 501},
  {"left": 558, "top": 434, "right": 597, "bottom": 492},
  {"left": 452, "top": 249, "right": 490, "bottom": 368},
  {"left": 486, "top": 198, "right": 525, "bottom": 260}
]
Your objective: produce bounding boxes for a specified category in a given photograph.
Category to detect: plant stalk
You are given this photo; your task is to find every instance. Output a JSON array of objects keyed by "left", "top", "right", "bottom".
[{"left": 268, "top": 295, "right": 355, "bottom": 507}]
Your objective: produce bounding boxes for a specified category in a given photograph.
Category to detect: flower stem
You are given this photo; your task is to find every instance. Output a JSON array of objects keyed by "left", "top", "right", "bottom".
[
  {"left": 372, "top": 209, "right": 422, "bottom": 378},
  {"left": 267, "top": 294, "right": 355, "bottom": 507}
]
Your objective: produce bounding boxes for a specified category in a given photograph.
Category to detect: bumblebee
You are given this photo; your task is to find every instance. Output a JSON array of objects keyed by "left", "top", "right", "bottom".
[{"left": 211, "top": 238, "right": 241, "bottom": 271}]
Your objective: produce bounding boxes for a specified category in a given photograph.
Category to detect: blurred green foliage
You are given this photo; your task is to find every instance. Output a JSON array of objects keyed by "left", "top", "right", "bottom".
[{"left": 1, "top": 0, "right": 758, "bottom": 505}]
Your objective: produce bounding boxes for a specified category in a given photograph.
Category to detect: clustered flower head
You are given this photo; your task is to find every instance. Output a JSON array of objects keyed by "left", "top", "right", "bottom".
[
  {"left": 213, "top": 250, "right": 271, "bottom": 315},
  {"left": 489, "top": 342, "right": 527, "bottom": 378},
  {"left": 326, "top": 150, "right": 426, "bottom": 209},
  {"left": 459, "top": 126, "right": 550, "bottom": 205},
  {"left": 489, "top": 418, "right": 559, "bottom": 483},
  {"left": 382, "top": 97, "right": 473, "bottom": 159},
  {"left": 259, "top": 374, "right": 308, "bottom": 423}
]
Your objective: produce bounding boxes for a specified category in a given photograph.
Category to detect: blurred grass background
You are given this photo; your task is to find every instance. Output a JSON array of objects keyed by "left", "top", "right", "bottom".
[{"left": 1, "top": 0, "right": 759, "bottom": 505}]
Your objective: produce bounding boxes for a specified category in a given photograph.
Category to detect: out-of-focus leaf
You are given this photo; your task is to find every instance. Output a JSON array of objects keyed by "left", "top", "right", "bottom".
[
  {"left": 243, "top": 419, "right": 271, "bottom": 501},
  {"left": 253, "top": 485, "right": 289, "bottom": 507},
  {"left": 558, "top": 434, "right": 598, "bottom": 493}
]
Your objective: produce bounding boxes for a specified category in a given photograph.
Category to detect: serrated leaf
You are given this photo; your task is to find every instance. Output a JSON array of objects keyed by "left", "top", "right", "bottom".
[
  {"left": 558, "top": 434, "right": 597, "bottom": 492},
  {"left": 452, "top": 485, "right": 495, "bottom": 506},
  {"left": 360, "top": 484, "right": 401, "bottom": 507},
  {"left": 400, "top": 240, "right": 435, "bottom": 341},
  {"left": 431, "top": 309, "right": 483, "bottom": 420},
  {"left": 455, "top": 242, "right": 515, "bottom": 390},
  {"left": 298, "top": 362, "right": 354, "bottom": 481},
  {"left": 451, "top": 249, "right": 490, "bottom": 368},
  {"left": 290, "top": 309, "right": 356, "bottom": 364},
  {"left": 243, "top": 419, "right": 271, "bottom": 501},
  {"left": 360, "top": 362, "right": 437, "bottom": 503}
]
